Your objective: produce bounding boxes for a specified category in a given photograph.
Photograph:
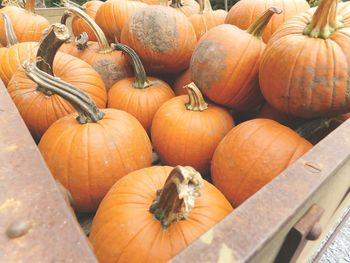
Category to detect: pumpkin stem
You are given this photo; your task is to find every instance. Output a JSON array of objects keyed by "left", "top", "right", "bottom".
[
  {"left": 149, "top": 166, "right": 203, "bottom": 229},
  {"left": 170, "top": 0, "right": 184, "bottom": 8},
  {"left": 2, "top": 14, "right": 18, "bottom": 47},
  {"left": 185, "top": 82, "right": 208, "bottom": 111},
  {"left": 303, "top": 0, "right": 343, "bottom": 39},
  {"left": 75, "top": 32, "right": 89, "bottom": 50},
  {"left": 23, "top": 61, "right": 105, "bottom": 124},
  {"left": 199, "top": 0, "right": 213, "bottom": 13},
  {"left": 63, "top": 5, "right": 113, "bottom": 53},
  {"left": 246, "top": 7, "right": 282, "bottom": 38},
  {"left": 25, "top": 0, "right": 36, "bottom": 13},
  {"left": 112, "top": 43, "right": 151, "bottom": 89}
]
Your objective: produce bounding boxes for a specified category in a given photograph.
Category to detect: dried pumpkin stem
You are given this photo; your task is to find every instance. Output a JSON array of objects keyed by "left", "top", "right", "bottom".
[
  {"left": 75, "top": 32, "right": 89, "bottom": 50},
  {"left": 303, "top": 0, "right": 343, "bottom": 39},
  {"left": 170, "top": 0, "right": 184, "bottom": 8},
  {"left": 2, "top": 14, "right": 18, "bottom": 47},
  {"left": 246, "top": 7, "right": 282, "bottom": 38},
  {"left": 149, "top": 166, "right": 203, "bottom": 229},
  {"left": 23, "top": 62, "right": 105, "bottom": 124},
  {"left": 199, "top": 0, "right": 213, "bottom": 13},
  {"left": 25, "top": 0, "right": 36, "bottom": 13},
  {"left": 185, "top": 82, "right": 208, "bottom": 111},
  {"left": 112, "top": 43, "right": 150, "bottom": 89}
]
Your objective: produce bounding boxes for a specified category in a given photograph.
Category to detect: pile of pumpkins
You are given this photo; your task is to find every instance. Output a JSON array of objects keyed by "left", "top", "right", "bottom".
[{"left": 1, "top": 0, "right": 350, "bottom": 261}]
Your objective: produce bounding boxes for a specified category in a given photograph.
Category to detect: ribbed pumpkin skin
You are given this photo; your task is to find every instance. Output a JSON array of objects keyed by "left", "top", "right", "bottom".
[
  {"left": 151, "top": 96, "right": 234, "bottom": 175},
  {"left": 190, "top": 24, "right": 265, "bottom": 110},
  {"left": 7, "top": 52, "right": 107, "bottom": 141},
  {"left": 71, "top": 1, "right": 103, "bottom": 41},
  {"left": 107, "top": 77, "right": 175, "bottom": 133},
  {"left": 59, "top": 41, "right": 82, "bottom": 58},
  {"left": 39, "top": 109, "right": 152, "bottom": 212},
  {"left": 0, "top": 42, "right": 37, "bottom": 86},
  {"left": 89, "top": 166, "right": 233, "bottom": 263},
  {"left": 225, "top": 0, "right": 310, "bottom": 43},
  {"left": 212, "top": 119, "right": 312, "bottom": 207},
  {"left": 121, "top": 6, "right": 197, "bottom": 74},
  {"left": 95, "top": 0, "right": 147, "bottom": 41},
  {"left": 172, "top": 0, "right": 200, "bottom": 17},
  {"left": 0, "top": 6, "right": 49, "bottom": 46},
  {"left": 259, "top": 4, "right": 350, "bottom": 118},
  {"left": 174, "top": 68, "right": 191, "bottom": 95}
]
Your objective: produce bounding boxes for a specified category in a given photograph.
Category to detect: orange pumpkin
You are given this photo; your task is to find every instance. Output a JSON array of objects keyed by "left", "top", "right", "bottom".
[
  {"left": 90, "top": 165, "right": 233, "bottom": 263},
  {"left": 121, "top": 3, "right": 197, "bottom": 74},
  {"left": 225, "top": 0, "right": 310, "bottom": 43},
  {"left": 173, "top": 68, "right": 191, "bottom": 95},
  {"left": 58, "top": 31, "right": 89, "bottom": 58},
  {"left": 107, "top": 44, "right": 175, "bottom": 134},
  {"left": 260, "top": 0, "right": 350, "bottom": 118},
  {"left": 170, "top": 0, "right": 200, "bottom": 17},
  {"left": 7, "top": 24, "right": 107, "bottom": 142},
  {"left": 0, "top": 0, "right": 49, "bottom": 46},
  {"left": 189, "top": 0, "right": 227, "bottom": 40},
  {"left": 152, "top": 82, "right": 234, "bottom": 178},
  {"left": 191, "top": 7, "right": 281, "bottom": 111},
  {"left": 95, "top": 0, "right": 147, "bottom": 41},
  {"left": 23, "top": 62, "right": 153, "bottom": 212},
  {"left": 212, "top": 119, "right": 312, "bottom": 207}
]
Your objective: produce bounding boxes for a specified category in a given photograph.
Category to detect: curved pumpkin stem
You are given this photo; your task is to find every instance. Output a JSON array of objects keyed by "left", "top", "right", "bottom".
[
  {"left": 170, "top": 0, "right": 184, "bottom": 8},
  {"left": 112, "top": 43, "right": 150, "bottom": 89},
  {"left": 23, "top": 62, "right": 105, "bottom": 124},
  {"left": 149, "top": 166, "right": 203, "bottom": 229},
  {"left": 2, "top": 14, "right": 18, "bottom": 47},
  {"left": 75, "top": 32, "right": 89, "bottom": 50},
  {"left": 246, "top": 7, "right": 282, "bottom": 38},
  {"left": 25, "top": 0, "right": 36, "bottom": 13},
  {"left": 185, "top": 82, "right": 208, "bottom": 111},
  {"left": 303, "top": 0, "right": 343, "bottom": 39}
]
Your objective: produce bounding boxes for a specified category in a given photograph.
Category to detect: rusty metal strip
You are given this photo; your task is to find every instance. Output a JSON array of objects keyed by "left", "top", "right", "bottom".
[{"left": 0, "top": 81, "right": 97, "bottom": 262}]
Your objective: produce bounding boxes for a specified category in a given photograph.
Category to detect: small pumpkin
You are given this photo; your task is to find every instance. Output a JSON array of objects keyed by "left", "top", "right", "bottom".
[
  {"left": 121, "top": 2, "right": 197, "bottom": 74},
  {"left": 0, "top": 0, "right": 50, "bottom": 46},
  {"left": 90, "top": 165, "right": 233, "bottom": 263},
  {"left": 212, "top": 118, "right": 312, "bottom": 207},
  {"left": 7, "top": 24, "right": 107, "bottom": 141},
  {"left": 107, "top": 43, "right": 175, "bottom": 134},
  {"left": 173, "top": 68, "right": 191, "bottom": 95},
  {"left": 225, "top": 0, "right": 310, "bottom": 43},
  {"left": 23, "top": 62, "right": 153, "bottom": 212},
  {"left": 152, "top": 82, "right": 234, "bottom": 178},
  {"left": 170, "top": 0, "right": 200, "bottom": 17},
  {"left": 191, "top": 7, "right": 281, "bottom": 111}
]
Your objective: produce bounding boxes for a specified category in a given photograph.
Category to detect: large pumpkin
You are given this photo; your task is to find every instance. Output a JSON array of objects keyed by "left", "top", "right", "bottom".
[
  {"left": 152, "top": 82, "right": 234, "bottom": 178},
  {"left": 90, "top": 165, "right": 233, "bottom": 263},
  {"left": 190, "top": 7, "right": 281, "bottom": 111},
  {"left": 121, "top": 3, "right": 197, "bottom": 74},
  {"left": 23, "top": 62, "right": 153, "bottom": 212},
  {"left": 225, "top": 0, "right": 310, "bottom": 43},
  {"left": 108, "top": 44, "right": 175, "bottom": 134},
  {"left": 212, "top": 119, "right": 312, "bottom": 207},
  {"left": 260, "top": 0, "right": 350, "bottom": 118},
  {"left": 7, "top": 24, "right": 107, "bottom": 141}
]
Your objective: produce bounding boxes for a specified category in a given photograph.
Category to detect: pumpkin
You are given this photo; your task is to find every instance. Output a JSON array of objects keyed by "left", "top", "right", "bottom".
[
  {"left": 58, "top": 31, "right": 89, "bottom": 58},
  {"left": 189, "top": 0, "right": 227, "bottom": 40},
  {"left": 225, "top": 0, "right": 310, "bottom": 43},
  {"left": 95, "top": 0, "right": 147, "bottom": 41},
  {"left": 152, "top": 82, "right": 234, "bottom": 178},
  {"left": 22, "top": 62, "right": 153, "bottom": 212},
  {"left": 0, "top": 0, "right": 49, "bottom": 46},
  {"left": 71, "top": 0, "right": 103, "bottom": 41},
  {"left": 7, "top": 24, "right": 107, "bottom": 142},
  {"left": 170, "top": 0, "right": 200, "bottom": 17},
  {"left": 190, "top": 7, "right": 281, "bottom": 111},
  {"left": 107, "top": 44, "right": 175, "bottom": 134},
  {"left": 121, "top": 2, "right": 197, "bottom": 74},
  {"left": 90, "top": 165, "right": 233, "bottom": 263},
  {"left": 212, "top": 118, "right": 312, "bottom": 207},
  {"left": 173, "top": 68, "right": 191, "bottom": 95},
  {"left": 259, "top": 0, "right": 350, "bottom": 118},
  {"left": 61, "top": 5, "right": 132, "bottom": 91}
]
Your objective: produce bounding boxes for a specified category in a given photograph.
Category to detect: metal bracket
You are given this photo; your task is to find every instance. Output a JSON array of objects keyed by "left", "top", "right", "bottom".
[{"left": 274, "top": 204, "right": 324, "bottom": 263}]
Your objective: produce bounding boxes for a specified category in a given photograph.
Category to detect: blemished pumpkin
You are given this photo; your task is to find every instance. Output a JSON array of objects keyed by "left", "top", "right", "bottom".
[
  {"left": 259, "top": 0, "right": 350, "bottom": 118},
  {"left": 7, "top": 24, "right": 106, "bottom": 142},
  {"left": 90, "top": 165, "right": 233, "bottom": 263},
  {"left": 107, "top": 44, "right": 175, "bottom": 134},
  {"left": 190, "top": 7, "right": 281, "bottom": 111},
  {"left": 95, "top": 0, "right": 147, "bottom": 41},
  {"left": 61, "top": 5, "right": 132, "bottom": 91},
  {"left": 170, "top": 0, "right": 200, "bottom": 17},
  {"left": 151, "top": 82, "right": 234, "bottom": 178},
  {"left": 211, "top": 118, "right": 312, "bottom": 207},
  {"left": 23, "top": 62, "right": 153, "bottom": 212},
  {"left": 120, "top": 2, "right": 197, "bottom": 74},
  {"left": 0, "top": 0, "right": 49, "bottom": 46},
  {"left": 225, "top": 0, "right": 310, "bottom": 43},
  {"left": 173, "top": 68, "right": 191, "bottom": 95}
]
